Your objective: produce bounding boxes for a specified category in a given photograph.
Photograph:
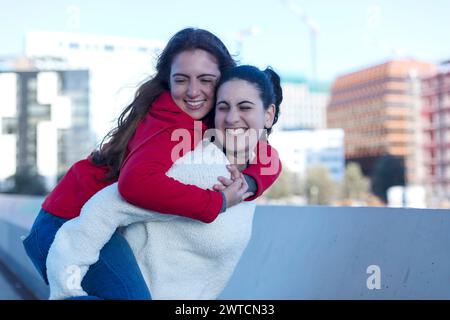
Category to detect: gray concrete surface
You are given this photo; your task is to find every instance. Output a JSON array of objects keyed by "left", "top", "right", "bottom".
[
  {"left": 220, "top": 205, "right": 450, "bottom": 299},
  {"left": 0, "top": 265, "right": 22, "bottom": 299},
  {"left": 1, "top": 194, "right": 450, "bottom": 300},
  {"left": 0, "top": 258, "right": 35, "bottom": 300}
]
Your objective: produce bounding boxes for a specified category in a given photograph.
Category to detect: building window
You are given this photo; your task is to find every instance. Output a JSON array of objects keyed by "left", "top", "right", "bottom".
[
  {"left": 69, "top": 42, "right": 80, "bottom": 49},
  {"left": 104, "top": 44, "right": 114, "bottom": 52}
]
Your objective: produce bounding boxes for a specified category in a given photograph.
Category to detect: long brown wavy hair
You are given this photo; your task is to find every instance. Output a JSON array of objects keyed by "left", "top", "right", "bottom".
[{"left": 91, "top": 28, "right": 237, "bottom": 180}]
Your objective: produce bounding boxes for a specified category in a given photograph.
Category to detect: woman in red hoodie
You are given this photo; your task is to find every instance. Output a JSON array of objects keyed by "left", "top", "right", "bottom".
[{"left": 23, "top": 28, "right": 281, "bottom": 299}]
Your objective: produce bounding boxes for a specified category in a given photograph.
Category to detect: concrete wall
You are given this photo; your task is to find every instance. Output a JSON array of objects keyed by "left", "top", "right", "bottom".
[
  {"left": 1, "top": 194, "right": 450, "bottom": 300},
  {"left": 0, "top": 194, "right": 49, "bottom": 299}
]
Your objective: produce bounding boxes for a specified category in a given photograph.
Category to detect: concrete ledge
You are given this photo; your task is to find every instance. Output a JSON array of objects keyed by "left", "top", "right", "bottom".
[
  {"left": 220, "top": 205, "right": 450, "bottom": 299},
  {"left": 1, "top": 194, "right": 450, "bottom": 299},
  {"left": 0, "top": 194, "right": 49, "bottom": 299}
]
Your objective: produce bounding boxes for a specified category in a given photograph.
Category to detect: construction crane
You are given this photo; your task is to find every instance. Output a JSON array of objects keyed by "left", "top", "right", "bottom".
[{"left": 281, "top": 0, "right": 319, "bottom": 83}]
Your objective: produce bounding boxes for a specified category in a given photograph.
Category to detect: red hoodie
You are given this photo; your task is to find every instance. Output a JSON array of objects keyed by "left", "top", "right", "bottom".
[{"left": 42, "top": 91, "right": 281, "bottom": 223}]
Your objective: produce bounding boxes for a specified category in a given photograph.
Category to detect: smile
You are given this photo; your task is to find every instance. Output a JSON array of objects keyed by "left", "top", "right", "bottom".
[
  {"left": 184, "top": 99, "right": 206, "bottom": 110},
  {"left": 225, "top": 128, "right": 248, "bottom": 136}
]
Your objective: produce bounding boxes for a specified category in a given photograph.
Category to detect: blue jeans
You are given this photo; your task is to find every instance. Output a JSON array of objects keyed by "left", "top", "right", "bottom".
[{"left": 22, "top": 209, "right": 151, "bottom": 300}]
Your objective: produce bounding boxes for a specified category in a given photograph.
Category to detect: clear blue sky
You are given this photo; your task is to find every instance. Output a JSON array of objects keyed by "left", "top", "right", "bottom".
[{"left": 1, "top": 0, "right": 449, "bottom": 82}]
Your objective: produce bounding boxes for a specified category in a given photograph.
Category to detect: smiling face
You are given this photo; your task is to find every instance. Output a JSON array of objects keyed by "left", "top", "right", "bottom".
[
  {"left": 170, "top": 49, "right": 221, "bottom": 120},
  {"left": 215, "top": 79, "right": 275, "bottom": 160}
]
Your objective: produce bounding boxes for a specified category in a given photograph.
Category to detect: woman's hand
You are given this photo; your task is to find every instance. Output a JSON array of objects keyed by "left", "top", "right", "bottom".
[
  {"left": 214, "top": 165, "right": 254, "bottom": 208},
  {"left": 213, "top": 164, "right": 241, "bottom": 192}
]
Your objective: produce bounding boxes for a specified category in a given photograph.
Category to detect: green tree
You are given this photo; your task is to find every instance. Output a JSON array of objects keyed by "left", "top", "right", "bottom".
[
  {"left": 264, "top": 165, "right": 298, "bottom": 199},
  {"left": 342, "top": 162, "right": 370, "bottom": 200},
  {"left": 304, "top": 165, "right": 335, "bottom": 205}
]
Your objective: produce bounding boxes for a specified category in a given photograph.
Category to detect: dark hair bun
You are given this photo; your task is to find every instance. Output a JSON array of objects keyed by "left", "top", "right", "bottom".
[{"left": 263, "top": 67, "right": 283, "bottom": 108}]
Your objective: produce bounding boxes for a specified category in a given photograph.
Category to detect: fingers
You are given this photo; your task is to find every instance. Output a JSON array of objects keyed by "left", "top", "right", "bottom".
[
  {"left": 238, "top": 173, "right": 248, "bottom": 192},
  {"left": 226, "top": 164, "right": 241, "bottom": 180},
  {"left": 213, "top": 184, "right": 226, "bottom": 191},
  {"left": 219, "top": 166, "right": 243, "bottom": 188},
  {"left": 221, "top": 176, "right": 251, "bottom": 208},
  {"left": 225, "top": 177, "right": 244, "bottom": 193},
  {"left": 217, "top": 176, "right": 233, "bottom": 186},
  {"left": 232, "top": 177, "right": 249, "bottom": 200}
]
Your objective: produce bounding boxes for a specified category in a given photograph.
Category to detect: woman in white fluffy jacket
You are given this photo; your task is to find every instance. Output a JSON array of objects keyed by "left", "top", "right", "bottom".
[{"left": 46, "top": 65, "right": 283, "bottom": 300}]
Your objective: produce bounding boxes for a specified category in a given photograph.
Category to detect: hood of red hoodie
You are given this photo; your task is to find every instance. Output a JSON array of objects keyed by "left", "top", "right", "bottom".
[
  {"left": 126, "top": 91, "right": 209, "bottom": 155},
  {"left": 149, "top": 91, "right": 201, "bottom": 128}
]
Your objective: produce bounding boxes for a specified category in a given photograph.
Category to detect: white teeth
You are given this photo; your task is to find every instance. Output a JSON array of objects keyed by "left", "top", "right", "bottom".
[
  {"left": 186, "top": 100, "right": 205, "bottom": 107},
  {"left": 226, "top": 128, "right": 247, "bottom": 135}
]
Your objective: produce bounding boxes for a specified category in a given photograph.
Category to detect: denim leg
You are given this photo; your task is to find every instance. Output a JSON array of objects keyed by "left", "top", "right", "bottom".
[
  {"left": 23, "top": 209, "right": 68, "bottom": 284},
  {"left": 23, "top": 209, "right": 151, "bottom": 300},
  {"left": 80, "top": 231, "right": 152, "bottom": 300}
]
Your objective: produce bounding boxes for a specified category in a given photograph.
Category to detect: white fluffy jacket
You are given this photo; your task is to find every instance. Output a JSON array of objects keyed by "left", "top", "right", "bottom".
[{"left": 46, "top": 140, "right": 256, "bottom": 300}]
